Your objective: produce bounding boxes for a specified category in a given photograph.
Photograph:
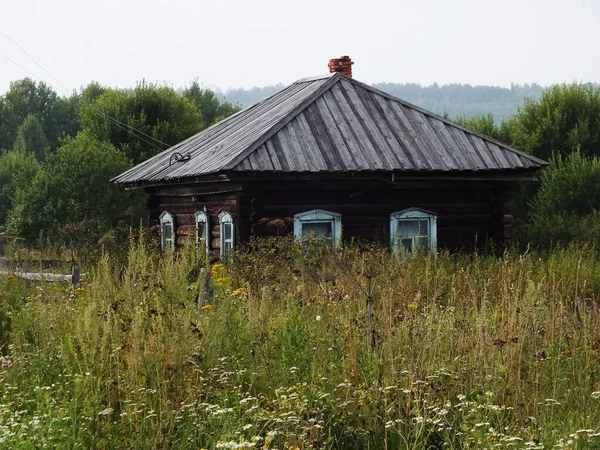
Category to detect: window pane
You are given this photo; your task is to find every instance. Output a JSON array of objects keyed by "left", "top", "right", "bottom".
[
  {"left": 417, "top": 236, "right": 429, "bottom": 249},
  {"left": 163, "top": 223, "right": 173, "bottom": 240},
  {"left": 397, "top": 220, "right": 419, "bottom": 237},
  {"left": 197, "top": 223, "right": 206, "bottom": 242},
  {"left": 223, "top": 223, "right": 232, "bottom": 240},
  {"left": 401, "top": 238, "right": 413, "bottom": 253},
  {"left": 302, "top": 222, "right": 332, "bottom": 238},
  {"left": 398, "top": 219, "right": 429, "bottom": 237}
]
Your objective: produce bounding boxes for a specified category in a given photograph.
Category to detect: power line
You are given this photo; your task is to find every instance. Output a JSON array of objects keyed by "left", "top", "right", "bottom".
[
  {"left": 0, "top": 31, "right": 172, "bottom": 151},
  {"left": 0, "top": 50, "right": 45, "bottom": 83}
]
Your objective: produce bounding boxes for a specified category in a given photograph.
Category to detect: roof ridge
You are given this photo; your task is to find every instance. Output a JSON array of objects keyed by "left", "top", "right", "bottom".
[
  {"left": 336, "top": 75, "right": 547, "bottom": 166},
  {"left": 221, "top": 74, "right": 343, "bottom": 171}
]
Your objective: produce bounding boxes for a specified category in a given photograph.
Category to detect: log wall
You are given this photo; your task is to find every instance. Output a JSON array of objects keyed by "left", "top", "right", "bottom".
[{"left": 146, "top": 178, "right": 512, "bottom": 253}]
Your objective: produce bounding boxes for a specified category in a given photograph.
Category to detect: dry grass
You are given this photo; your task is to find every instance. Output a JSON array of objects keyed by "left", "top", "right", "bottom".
[{"left": 1, "top": 237, "right": 600, "bottom": 448}]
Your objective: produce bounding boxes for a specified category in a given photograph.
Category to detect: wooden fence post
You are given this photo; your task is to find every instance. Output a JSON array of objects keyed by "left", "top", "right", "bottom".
[
  {"left": 22, "top": 261, "right": 31, "bottom": 289},
  {"left": 71, "top": 264, "right": 80, "bottom": 292}
]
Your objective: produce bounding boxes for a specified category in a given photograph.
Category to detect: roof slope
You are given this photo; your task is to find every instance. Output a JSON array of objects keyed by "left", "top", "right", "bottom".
[{"left": 114, "top": 74, "right": 546, "bottom": 185}]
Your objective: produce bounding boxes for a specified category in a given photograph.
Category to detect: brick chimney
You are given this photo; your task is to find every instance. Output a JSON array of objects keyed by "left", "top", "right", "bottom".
[{"left": 328, "top": 55, "right": 354, "bottom": 78}]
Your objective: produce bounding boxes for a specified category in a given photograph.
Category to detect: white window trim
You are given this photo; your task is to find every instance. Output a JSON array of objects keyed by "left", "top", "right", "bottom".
[
  {"left": 293, "top": 209, "right": 342, "bottom": 248},
  {"left": 194, "top": 210, "right": 210, "bottom": 251},
  {"left": 219, "top": 211, "right": 235, "bottom": 259},
  {"left": 390, "top": 208, "right": 437, "bottom": 254},
  {"left": 159, "top": 211, "right": 175, "bottom": 251}
]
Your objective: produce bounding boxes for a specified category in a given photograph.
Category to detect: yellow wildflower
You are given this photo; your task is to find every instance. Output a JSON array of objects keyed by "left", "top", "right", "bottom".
[
  {"left": 216, "top": 277, "right": 230, "bottom": 287},
  {"left": 74, "top": 287, "right": 86, "bottom": 295},
  {"left": 211, "top": 263, "right": 226, "bottom": 276},
  {"left": 232, "top": 287, "right": 247, "bottom": 296},
  {"left": 6, "top": 273, "right": 16, "bottom": 282},
  {"left": 200, "top": 304, "right": 214, "bottom": 310}
]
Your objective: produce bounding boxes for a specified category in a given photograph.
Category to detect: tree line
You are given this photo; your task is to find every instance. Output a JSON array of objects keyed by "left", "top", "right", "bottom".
[
  {"left": 1, "top": 77, "right": 599, "bottom": 253},
  {"left": 0, "top": 78, "right": 240, "bottom": 252}
]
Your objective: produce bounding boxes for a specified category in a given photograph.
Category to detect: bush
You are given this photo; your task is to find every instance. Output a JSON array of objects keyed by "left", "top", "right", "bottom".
[{"left": 522, "top": 151, "right": 600, "bottom": 247}]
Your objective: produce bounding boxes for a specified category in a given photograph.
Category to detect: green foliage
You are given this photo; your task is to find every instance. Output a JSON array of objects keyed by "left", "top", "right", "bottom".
[
  {"left": 0, "top": 78, "right": 80, "bottom": 152},
  {"left": 7, "top": 132, "right": 142, "bottom": 248},
  {"left": 11, "top": 114, "right": 50, "bottom": 160},
  {"left": 80, "top": 81, "right": 202, "bottom": 164},
  {"left": 507, "top": 83, "right": 600, "bottom": 161},
  {"left": 0, "top": 150, "right": 40, "bottom": 226},
  {"left": 455, "top": 113, "right": 511, "bottom": 142},
  {"left": 2, "top": 241, "right": 600, "bottom": 448},
  {"left": 183, "top": 80, "right": 241, "bottom": 129},
  {"left": 522, "top": 151, "right": 600, "bottom": 247}
]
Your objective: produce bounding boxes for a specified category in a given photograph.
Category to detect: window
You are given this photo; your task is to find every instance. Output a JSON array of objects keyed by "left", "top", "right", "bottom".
[
  {"left": 293, "top": 209, "right": 342, "bottom": 248},
  {"left": 390, "top": 208, "right": 437, "bottom": 254},
  {"left": 159, "top": 211, "right": 175, "bottom": 251},
  {"left": 219, "top": 212, "right": 234, "bottom": 259},
  {"left": 195, "top": 211, "right": 210, "bottom": 251}
]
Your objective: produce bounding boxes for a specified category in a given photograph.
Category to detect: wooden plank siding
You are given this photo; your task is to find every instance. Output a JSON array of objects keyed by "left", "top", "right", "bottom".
[{"left": 146, "top": 179, "right": 512, "bottom": 253}]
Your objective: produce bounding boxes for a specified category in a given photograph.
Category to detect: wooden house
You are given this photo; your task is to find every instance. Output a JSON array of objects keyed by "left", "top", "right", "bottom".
[{"left": 113, "top": 58, "right": 546, "bottom": 257}]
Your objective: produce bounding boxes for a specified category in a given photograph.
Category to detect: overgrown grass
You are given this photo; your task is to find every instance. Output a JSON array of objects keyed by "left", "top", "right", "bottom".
[{"left": 2, "top": 237, "right": 600, "bottom": 449}]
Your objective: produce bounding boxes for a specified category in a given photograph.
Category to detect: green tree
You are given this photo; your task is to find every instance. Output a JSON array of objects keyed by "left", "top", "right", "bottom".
[
  {"left": 522, "top": 151, "right": 600, "bottom": 247},
  {"left": 8, "top": 132, "right": 142, "bottom": 245},
  {"left": 80, "top": 81, "right": 202, "bottom": 164},
  {"left": 507, "top": 84, "right": 600, "bottom": 161},
  {"left": 183, "top": 80, "right": 241, "bottom": 129},
  {"left": 0, "top": 150, "right": 40, "bottom": 226},
  {"left": 0, "top": 78, "right": 80, "bottom": 152},
  {"left": 455, "top": 113, "right": 512, "bottom": 142},
  {"left": 12, "top": 114, "right": 49, "bottom": 160}
]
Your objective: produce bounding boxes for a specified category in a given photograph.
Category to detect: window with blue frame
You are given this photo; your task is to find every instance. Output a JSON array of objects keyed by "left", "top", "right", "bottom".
[
  {"left": 219, "top": 212, "right": 234, "bottom": 258},
  {"left": 390, "top": 208, "right": 437, "bottom": 254},
  {"left": 195, "top": 211, "right": 210, "bottom": 251},
  {"left": 159, "top": 211, "right": 175, "bottom": 251},
  {"left": 293, "top": 209, "right": 342, "bottom": 248}
]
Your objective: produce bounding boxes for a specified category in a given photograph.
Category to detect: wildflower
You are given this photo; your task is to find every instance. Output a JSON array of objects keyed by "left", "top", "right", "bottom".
[
  {"left": 408, "top": 302, "right": 418, "bottom": 310},
  {"left": 74, "top": 287, "right": 86, "bottom": 295},
  {"left": 316, "top": 315, "right": 321, "bottom": 321},
  {"left": 216, "top": 277, "right": 230, "bottom": 287},
  {"left": 232, "top": 287, "right": 247, "bottom": 296},
  {"left": 591, "top": 391, "right": 600, "bottom": 399},
  {"left": 211, "top": 263, "right": 226, "bottom": 275},
  {"left": 201, "top": 304, "right": 214, "bottom": 310},
  {"left": 6, "top": 273, "right": 16, "bottom": 282}
]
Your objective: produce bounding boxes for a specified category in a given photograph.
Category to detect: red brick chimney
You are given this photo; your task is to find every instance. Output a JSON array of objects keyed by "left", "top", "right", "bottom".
[{"left": 328, "top": 55, "right": 354, "bottom": 78}]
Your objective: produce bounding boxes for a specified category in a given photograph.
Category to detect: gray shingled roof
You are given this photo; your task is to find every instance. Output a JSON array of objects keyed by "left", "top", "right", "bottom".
[{"left": 113, "top": 73, "right": 546, "bottom": 185}]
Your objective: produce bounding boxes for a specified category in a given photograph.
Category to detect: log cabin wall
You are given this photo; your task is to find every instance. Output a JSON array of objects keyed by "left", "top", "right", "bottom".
[
  {"left": 237, "top": 179, "right": 511, "bottom": 251},
  {"left": 146, "top": 184, "right": 240, "bottom": 251},
  {"left": 145, "top": 177, "right": 512, "bottom": 253}
]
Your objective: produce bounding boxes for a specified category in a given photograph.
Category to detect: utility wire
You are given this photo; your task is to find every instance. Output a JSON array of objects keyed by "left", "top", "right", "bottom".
[{"left": 0, "top": 31, "right": 172, "bottom": 151}]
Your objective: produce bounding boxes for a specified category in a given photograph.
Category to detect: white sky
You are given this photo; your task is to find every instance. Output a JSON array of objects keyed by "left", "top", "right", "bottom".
[{"left": 0, "top": 0, "right": 598, "bottom": 95}]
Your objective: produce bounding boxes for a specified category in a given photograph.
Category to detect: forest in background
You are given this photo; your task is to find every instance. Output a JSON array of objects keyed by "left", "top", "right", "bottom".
[
  {"left": 224, "top": 82, "right": 551, "bottom": 122},
  {"left": 1, "top": 77, "right": 600, "bottom": 257}
]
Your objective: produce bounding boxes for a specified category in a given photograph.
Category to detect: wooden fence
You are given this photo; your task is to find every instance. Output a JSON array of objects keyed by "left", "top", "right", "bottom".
[{"left": 0, "top": 257, "right": 80, "bottom": 290}]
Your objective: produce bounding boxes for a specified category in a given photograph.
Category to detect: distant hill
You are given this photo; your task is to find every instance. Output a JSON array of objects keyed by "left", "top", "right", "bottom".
[{"left": 223, "top": 82, "right": 548, "bottom": 122}]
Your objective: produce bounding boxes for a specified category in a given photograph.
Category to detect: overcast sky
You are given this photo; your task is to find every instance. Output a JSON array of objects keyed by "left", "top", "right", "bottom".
[{"left": 0, "top": 0, "right": 598, "bottom": 95}]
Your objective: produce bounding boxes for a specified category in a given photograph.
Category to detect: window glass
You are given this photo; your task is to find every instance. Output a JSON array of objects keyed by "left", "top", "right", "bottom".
[
  {"left": 223, "top": 222, "right": 232, "bottom": 240},
  {"left": 302, "top": 222, "right": 332, "bottom": 238},
  {"left": 397, "top": 220, "right": 429, "bottom": 237},
  {"left": 197, "top": 222, "right": 206, "bottom": 242},
  {"left": 163, "top": 223, "right": 173, "bottom": 240}
]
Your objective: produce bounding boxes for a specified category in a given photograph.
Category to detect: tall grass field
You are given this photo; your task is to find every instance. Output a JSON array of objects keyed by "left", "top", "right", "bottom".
[{"left": 1, "top": 237, "right": 600, "bottom": 449}]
